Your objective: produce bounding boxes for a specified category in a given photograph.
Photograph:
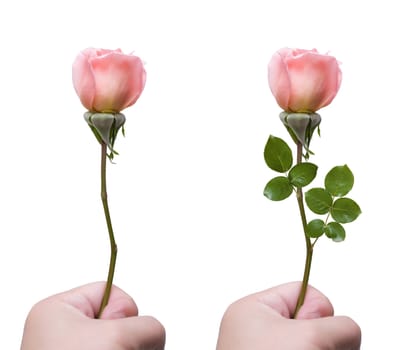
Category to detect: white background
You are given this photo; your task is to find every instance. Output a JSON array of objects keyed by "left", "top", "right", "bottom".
[{"left": 0, "top": 0, "right": 414, "bottom": 348}]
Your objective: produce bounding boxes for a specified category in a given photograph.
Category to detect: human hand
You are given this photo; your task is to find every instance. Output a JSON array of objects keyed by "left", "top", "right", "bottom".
[
  {"left": 216, "top": 282, "right": 361, "bottom": 350},
  {"left": 20, "top": 282, "right": 165, "bottom": 350}
]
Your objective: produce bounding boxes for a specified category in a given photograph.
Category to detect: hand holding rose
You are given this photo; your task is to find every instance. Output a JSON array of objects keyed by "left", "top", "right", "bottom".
[
  {"left": 20, "top": 283, "right": 165, "bottom": 350},
  {"left": 217, "top": 282, "right": 361, "bottom": 350}
]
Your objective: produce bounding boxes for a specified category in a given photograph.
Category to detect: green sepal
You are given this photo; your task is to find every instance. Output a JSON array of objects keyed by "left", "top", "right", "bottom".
[
  {"left": 288, "top": 162, "right": 318, "bottom": 187},
  {"left": 330, "top": 197, "right": 361, "bottom": 223},
  {"left": 325, "top": 165, "right": 354, "bottom": 197},
  {"left": 306, "top": 219, "right": 325, "bottom": 238},
  {"left": 84, "top": 112, "right": 126, "bottom": 158},
  {"left": 324, "top": 222, "right": 346, "bottom": 242},
  {"left": 279, "top": 112, "right": 321, "bottom": 159},
  {"left": 264, "top": 135, "right": 293, "bottom": 173},
  {"left": 263, "top": 176, "right": 293, "bottom": 201},
  {"left": 305, "top": 187, "right": 333, "bottom": 214}
]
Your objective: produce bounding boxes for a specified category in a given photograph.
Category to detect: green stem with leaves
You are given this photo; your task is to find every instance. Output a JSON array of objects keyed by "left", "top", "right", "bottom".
[
  {"left": 97, "top": 141, "right": 118, "bottom": 318},
  {"left": 293, "top": 141, "right": 314, "bottom": 318}
]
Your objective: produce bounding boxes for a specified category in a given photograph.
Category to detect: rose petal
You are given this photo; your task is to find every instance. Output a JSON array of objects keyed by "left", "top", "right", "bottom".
[
  {"left": 268, "top": 50, "right": 291, "bottom": 111},
  {"left": 90, "top": 52, "right": 146, "bottom": 112},
  {"left": 72, "top": 50, "right": 96, "bottom": 110}
]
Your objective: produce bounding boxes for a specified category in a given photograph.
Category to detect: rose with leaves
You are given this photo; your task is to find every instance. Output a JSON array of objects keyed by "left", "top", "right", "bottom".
[{"left": 264, "top": 48, "right": 360, "bottom": 317}]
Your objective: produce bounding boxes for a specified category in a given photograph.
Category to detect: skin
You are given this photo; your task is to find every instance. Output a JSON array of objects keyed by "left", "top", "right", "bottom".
[
  {"left": 216, "top": 282, "right": 361, "bottom": 350},
  {"left": 20, "top": 282, "right": 165, "bottom": 350},
  {"left": 20, "top": 281, "right": 360, "bottom": 350}
]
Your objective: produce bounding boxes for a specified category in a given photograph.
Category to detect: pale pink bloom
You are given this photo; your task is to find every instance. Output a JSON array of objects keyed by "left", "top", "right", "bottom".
[
  {"left": 72, "top": 48, "right": 146, "bottom": 113},
  {"left": 268, "top": 48, "right": 342, "bottom": 113}
]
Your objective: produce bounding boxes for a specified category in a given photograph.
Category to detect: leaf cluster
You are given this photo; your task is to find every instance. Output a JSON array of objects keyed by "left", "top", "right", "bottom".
[{"left": 263, "top": 135, "right": 361, "bottom": 242}]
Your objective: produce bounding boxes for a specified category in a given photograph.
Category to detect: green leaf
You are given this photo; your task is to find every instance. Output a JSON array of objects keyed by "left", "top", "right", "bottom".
[
  {"left": 264, "top": 135, "right": 293, "bottom": 173},
  {"left": 306, "top": 219, "right": 325, "bottom": 238},
  {"left": 288, "top": 162, "right": 318, "bottom": 187},
  {"left": 263, "top": 176, "right": 293, "bottom": 201},
  {"left": 330, "top": 198, "right": 361, "bottom": 223},
  {"left": 325, "top": 165, "right": 354, "bottom": 197},
  {"left": 324, "top": 222, "right": 346, "bottom": 242},
  {"left": 305, "top": 188, "right": 333, "bottom": 214}
]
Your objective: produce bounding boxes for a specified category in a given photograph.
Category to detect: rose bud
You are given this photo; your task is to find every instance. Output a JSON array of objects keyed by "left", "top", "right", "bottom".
[
  {"left": 268, "top": 48, "right": 341, "bottom": 113},
  {"left": 72, "top": 48, "right": 146, "bottom": 113}
]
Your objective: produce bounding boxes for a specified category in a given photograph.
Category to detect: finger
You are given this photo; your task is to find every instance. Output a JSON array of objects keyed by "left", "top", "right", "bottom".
[
  {"left": 51, "top": 282, "right": 138, "bottom": 319},
  {"left": 253, "top": 281, "right": 334, "bottom": 319},
  {"left": 308, "top": 315, "right": 361, "bottom": 349},
  {"left": 110, "top": 315, "right": 166, "bottom": 350}
]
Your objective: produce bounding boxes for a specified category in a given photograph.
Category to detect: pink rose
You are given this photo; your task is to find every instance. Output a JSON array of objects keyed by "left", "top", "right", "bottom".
[
  {"left": 72, "top": 48, "right": 146, "bottom": 113},
  {"left": 268, "top": 48, "right": 342, "bottom": 113}
]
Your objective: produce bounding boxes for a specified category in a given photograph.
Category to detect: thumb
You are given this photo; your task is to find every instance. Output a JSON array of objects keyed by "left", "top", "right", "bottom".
[
  {"left": 255, "top": 282, "right": 334, "bottom": 319},
  {"left": 110, "top": 315, "right": 166, "bottom": 350}
]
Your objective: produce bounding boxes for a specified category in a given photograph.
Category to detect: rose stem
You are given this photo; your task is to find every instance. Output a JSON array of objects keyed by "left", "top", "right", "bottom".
[
  {"left": 293, "top": 141, "right": 313, "bottom": 318},
  {"left": 97, "top": 140, "right": 118, "bottom": 318}
]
